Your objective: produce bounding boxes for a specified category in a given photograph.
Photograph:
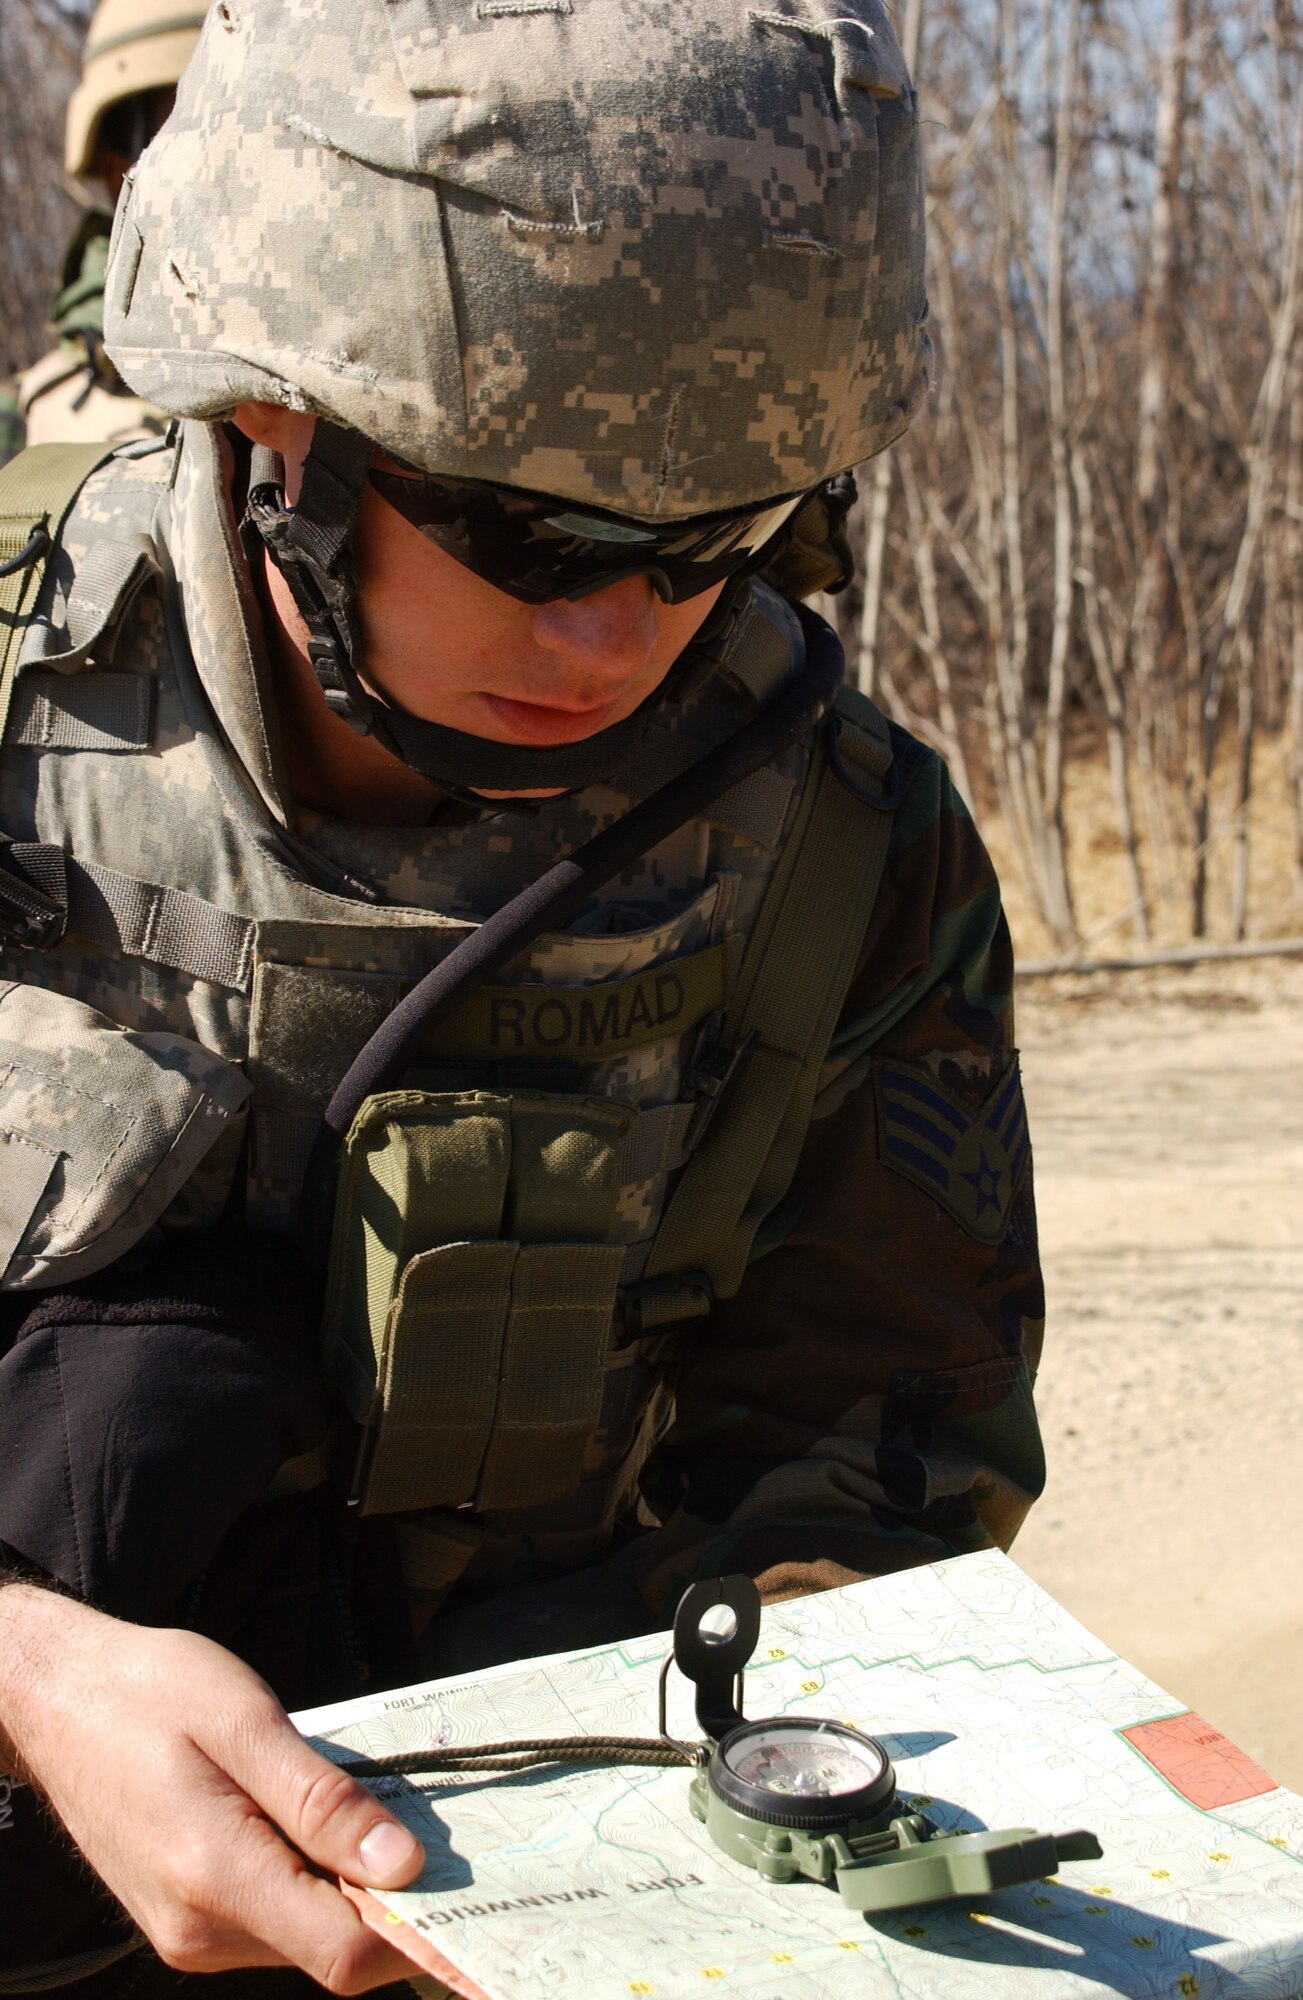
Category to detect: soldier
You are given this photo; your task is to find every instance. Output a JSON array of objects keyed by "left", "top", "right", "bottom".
[
  {"left": 9, "top": 0, "right": 205, "bottom": 453},
  {"left": 0, "top": 1, "right": 1045, "bottom": 1993}
]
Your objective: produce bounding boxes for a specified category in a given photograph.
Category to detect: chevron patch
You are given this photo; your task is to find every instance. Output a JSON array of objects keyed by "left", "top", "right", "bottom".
[{"left": 873, "top": 1054, "right": 1030, "bottom": 1244}]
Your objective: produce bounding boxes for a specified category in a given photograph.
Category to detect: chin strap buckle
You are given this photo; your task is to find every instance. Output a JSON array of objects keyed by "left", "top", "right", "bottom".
[{"left": 241, "top": 423, "right": 374, "bottom": 735}]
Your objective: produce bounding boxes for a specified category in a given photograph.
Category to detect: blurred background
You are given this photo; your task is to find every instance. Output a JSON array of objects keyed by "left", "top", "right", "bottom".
[
  {"left": 3, "top": 0, "right": 1300, "bottom": 1783},
  {"left": 1, "top": 2, "right": 94, "bottom": 390}
]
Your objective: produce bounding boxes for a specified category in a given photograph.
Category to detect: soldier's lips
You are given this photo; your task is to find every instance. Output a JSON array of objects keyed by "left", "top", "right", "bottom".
[{"left": 476, "top": 691, "right": 627, "bottom": 745}]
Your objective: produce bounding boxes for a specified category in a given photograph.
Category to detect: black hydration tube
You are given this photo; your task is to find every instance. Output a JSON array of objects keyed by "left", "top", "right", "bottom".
[{"left": 300, "top": 603, "right": 843, "bottom": 1247}]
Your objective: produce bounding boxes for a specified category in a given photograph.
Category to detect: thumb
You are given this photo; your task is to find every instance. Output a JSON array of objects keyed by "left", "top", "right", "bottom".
[{"left": 218, "top": 1698, "right": 424, "bottom": 1889}]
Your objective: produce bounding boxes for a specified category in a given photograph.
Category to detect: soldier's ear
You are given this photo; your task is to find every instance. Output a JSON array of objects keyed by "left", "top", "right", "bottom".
[
  {"left": 231, "top": 402, "right": 314, "bottom": 456},
  {"left": 231, "top": 404, "right": 317, "bottom": 501}
]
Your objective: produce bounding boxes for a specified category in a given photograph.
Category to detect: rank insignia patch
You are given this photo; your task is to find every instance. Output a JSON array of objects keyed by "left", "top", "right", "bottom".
[{"left": 873, "top": 1054, "right": 1030, "bottom": 1244}]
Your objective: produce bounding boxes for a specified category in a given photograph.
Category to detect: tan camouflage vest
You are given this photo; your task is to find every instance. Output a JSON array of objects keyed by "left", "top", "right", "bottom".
[{"left": 0, "top": 431, "right": 894, "bottom": 1604}]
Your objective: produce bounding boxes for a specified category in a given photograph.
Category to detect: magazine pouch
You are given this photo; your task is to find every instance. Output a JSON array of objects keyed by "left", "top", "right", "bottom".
[{"left": 321, "top": 1089, "right": 633, "bottom": 1516}]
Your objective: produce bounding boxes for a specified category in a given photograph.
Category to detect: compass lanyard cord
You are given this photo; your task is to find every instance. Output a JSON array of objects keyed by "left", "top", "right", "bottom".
[
  {"left": 301, "top": 606, "right": 842, "bottom": 1237},
  {"left": 340, "top": 1736, "right": 701, "bottom": 1778}
]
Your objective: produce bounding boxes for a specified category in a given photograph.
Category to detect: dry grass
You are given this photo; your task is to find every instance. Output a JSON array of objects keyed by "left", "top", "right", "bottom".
[{"left": 973, "top": 729, "right": 1303, "bottom": 963}]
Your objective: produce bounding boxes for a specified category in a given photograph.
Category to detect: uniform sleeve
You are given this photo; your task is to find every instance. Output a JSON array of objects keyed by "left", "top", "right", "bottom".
[{"left": 630, "top": 727, "right": 1046, "bottom": 1619}]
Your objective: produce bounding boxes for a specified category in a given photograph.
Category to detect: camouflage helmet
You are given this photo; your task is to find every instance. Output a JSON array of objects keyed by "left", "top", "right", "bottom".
[
  {"left": 105, "top": 0, "right": 931, "bottom": 520},
  {"left": 65, "top": 0, "right": 207, "bottom": 181}
]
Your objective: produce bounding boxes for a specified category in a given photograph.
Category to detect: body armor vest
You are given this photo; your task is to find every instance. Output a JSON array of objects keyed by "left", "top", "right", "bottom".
[{"left": 0, "top": 431, "right": 896, "bottom": 1601}]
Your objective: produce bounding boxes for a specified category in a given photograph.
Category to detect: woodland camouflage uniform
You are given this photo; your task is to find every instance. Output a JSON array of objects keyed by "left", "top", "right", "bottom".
[{"left": 0, "top": 0, "right": 1043, "bottom": 1988}]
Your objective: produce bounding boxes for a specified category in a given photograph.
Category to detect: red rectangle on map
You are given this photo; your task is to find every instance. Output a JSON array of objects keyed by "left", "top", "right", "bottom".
[{"left": 1122, "top": 1712, "right": 1279, "bottom": 1809}]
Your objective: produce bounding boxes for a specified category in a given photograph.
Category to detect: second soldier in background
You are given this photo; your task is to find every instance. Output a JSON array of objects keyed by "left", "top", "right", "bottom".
[{"left": 6, "top": 0, "right": 204, "bottom": 455}]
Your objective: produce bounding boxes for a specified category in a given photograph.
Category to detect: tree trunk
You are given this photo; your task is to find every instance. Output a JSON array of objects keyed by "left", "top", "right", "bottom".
[
  {"left": 993, "top": 0, "right": 1074, "bottom": 943},
  {"left": 1072, "top": 444, "right": 1150, "bottom": 937},
  {"left": 855, "top": 460, "right": 893, "bottom": 698},
  {"left": 1194, "top": 74, "right": 1303, "bottom": 931},
  {"left": 1229, "top": 632, "right": 1257, "bottom": 939},
  {"left": 1042, "top": 0, "right": 1081, "bottom": 940}
]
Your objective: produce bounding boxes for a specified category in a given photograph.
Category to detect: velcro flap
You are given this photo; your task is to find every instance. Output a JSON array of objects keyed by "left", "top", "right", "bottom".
[
  {"left": 475, "top": 1241, "right": 626, "bottom": 1511},
  {"left": 363, "top": 1240, "right": 517, "bottom": 1516},
  {"left": 0, "top": 1129, "right": 59, "bottom": 1279},
  {"left": 0, "top": 981, "right": 251, "bottom": 1289},
  {"left": 7, "top": 670, "right": 152, "bottom": 753}
]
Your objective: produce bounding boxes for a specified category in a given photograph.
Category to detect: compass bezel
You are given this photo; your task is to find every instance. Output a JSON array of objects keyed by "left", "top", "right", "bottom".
[{"left": 708, "top": 1718, "right": 898, "bottom": 1831}]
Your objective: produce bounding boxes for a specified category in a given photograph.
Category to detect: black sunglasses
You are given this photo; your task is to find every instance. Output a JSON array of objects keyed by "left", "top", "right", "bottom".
[{"left": 367, "top": 467, "right": 807, "bottom": 605}]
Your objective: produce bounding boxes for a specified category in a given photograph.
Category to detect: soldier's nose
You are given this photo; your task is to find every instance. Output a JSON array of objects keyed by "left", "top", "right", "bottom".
[{"left": 528, "top": 576, "right": 661, "bottom": 682}]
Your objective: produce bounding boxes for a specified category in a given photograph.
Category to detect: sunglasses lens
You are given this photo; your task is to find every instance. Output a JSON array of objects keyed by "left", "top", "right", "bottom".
[{"left": 367, "top": 471, "right": 804, "bottom": 603}]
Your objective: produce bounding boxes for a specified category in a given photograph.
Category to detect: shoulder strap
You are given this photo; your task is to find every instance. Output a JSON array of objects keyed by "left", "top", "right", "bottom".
[
  {"left": 0, "top": 442, "right": 134, "bottom": 951},
  {"left": 625, "top": 678, "right": 897, "bottom": 1334},
  {"left": 0, "top": 442, "right": 119, "bottom": 743},
  {"left": 15, "top": 346, "right": 87, "bottom": 418}
]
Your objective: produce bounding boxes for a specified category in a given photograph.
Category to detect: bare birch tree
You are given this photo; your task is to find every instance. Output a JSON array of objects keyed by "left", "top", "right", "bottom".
[
  {"left": 2, "top": 0, "right": 1300, "bottom": 948},
  {"left": 842, "top": 0, "right": 1302, "bottom": 949}
]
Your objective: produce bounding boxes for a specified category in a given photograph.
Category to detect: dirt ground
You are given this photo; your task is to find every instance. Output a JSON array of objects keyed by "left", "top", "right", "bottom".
[{"left": 1010, "top": 953, "right": 1303, "bottom": 1791}]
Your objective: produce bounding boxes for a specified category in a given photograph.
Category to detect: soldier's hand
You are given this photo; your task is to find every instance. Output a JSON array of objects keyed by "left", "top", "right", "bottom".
[{"left": 0, "top": 1584, "right": 423, "bottom": 1990}]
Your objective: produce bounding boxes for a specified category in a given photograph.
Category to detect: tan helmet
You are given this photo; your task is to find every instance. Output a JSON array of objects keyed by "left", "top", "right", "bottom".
[
  {"left": 65, "top": 0, "right": 207, "bottom": 181},
  {"left": 105, "top": 0, "right": 931, "bottom": 520}
]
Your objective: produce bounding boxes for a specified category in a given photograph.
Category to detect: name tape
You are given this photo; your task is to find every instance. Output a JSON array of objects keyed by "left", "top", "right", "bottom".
[{"left": 421, "top": 939, "right": 735, "bottom": 1063}]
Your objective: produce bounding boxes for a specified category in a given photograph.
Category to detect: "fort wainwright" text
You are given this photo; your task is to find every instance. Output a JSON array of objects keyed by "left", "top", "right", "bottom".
[{"left": 412, "top": 1873, "right": 703, "bottom": 1927}]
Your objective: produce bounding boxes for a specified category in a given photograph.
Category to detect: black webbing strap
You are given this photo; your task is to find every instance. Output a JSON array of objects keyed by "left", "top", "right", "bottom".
[
  {"left": 267, "top": 424, "right": 366, "bottom": 574},
  {"left": 242, "top": 423, "right": 371, "bottom": 721},
  {"left": 300, "top": 606, "right": 844, "bottom": 1241},
  {"left": 0, "top": 836, "right": 68, "bottom": 949}
]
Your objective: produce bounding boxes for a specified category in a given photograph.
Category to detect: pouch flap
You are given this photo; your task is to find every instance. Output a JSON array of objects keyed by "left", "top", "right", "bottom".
[
  {"left": 0, "top": 981, "right": 251, "bottom": 1289},
  {"left": 0, "top": 1129, "right": 59, "bottom": 1274}
]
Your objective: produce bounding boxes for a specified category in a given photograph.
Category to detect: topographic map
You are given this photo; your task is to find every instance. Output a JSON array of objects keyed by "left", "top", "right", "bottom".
[{"left": 296, "top": 1551, "right": 1303, "bottom": 2000}]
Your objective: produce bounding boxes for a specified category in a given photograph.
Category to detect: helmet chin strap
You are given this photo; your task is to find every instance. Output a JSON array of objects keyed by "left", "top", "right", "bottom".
[
  {"left": 241, "top": 419, "right": 746, "bottom": 812},
  {"left": 241, "top": 419, "right": 373, "bottom": 727}
]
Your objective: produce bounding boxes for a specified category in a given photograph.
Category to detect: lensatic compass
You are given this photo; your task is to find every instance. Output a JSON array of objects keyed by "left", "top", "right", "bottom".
[
  {"left": 346, "top": 1571, "right": 1102, "bottom": 1916},
  {"left": 668, "top": 1575, "right": 1102, "bottom": 1914}
]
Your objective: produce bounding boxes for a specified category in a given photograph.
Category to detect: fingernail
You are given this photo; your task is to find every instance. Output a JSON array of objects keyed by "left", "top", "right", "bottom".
[{"left": 359, "top": 1819, "right": 420, "bottom": 1881}]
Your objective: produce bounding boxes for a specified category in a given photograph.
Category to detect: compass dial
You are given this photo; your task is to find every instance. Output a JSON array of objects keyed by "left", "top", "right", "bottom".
[
  {"left": 710, "top": 1718, "right": 897, "bottom": 1830},
  {"left": 724, "top": 1725, "right": 887, "bottom": 1798}
]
